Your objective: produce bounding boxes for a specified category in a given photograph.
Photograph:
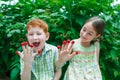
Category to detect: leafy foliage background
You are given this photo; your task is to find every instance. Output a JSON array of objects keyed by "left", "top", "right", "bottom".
[{"left": 0, "top": 0, "right": 120, "bottom": 80}]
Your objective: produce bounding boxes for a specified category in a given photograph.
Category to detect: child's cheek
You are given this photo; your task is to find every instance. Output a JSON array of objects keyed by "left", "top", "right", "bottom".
[{"left": 39, "top": 35, "right": 46, "bottom": 40}]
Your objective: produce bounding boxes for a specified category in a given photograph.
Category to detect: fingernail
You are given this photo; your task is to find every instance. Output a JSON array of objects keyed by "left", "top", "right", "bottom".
[
  {"left": 62, "top": 40, "right": 67, "bottom": 45},
  {"left": 71, "top": 41, "right": 75, "bottom": 44},
  {"left": 30, "top": 44, "right": 34, "bottom": 48},
  {"left": 16, "top": 51, "right": 19, "bottom": 55},
  {"left": 57, "top": 45, "right": 61, "bottom": 49},
  {"left": 21, "top": 41, "right": 28, "bottom": 46},
  {"left": 67, "top": 40, "right": 70, "bottom": 43}
]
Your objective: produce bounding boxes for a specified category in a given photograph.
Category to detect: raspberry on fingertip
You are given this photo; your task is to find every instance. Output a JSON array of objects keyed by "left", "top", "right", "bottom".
[
  {"left": 38, "top": 50, "right": 41, "bottom": 55},
  {"left": 57, "top": 45, "right": 61, "bottom": 49},
  {"left": 71, "top": 41, "right": 75, "bottom": 44},
  {"left": 21, "top": 41, "right": 28, "bottom": 46},
  {"left": 62, "top": 40, "right": 67, "bottom": 45},
  {"left": 16, "top": 51, "right": 19, "bottom": 55},
  {"left": 75, "top": 52, "right": 79, "bottom": 55},
  {"left": 30, "top": 44, "right": 34, "bottom": 48},
  {"left": 67, "top": 39, "right": 70, "bottom": 43}
]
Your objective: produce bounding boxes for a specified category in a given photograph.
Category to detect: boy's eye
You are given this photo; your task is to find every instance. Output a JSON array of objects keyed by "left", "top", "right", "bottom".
[
  {"left": 37, "top": 33, "right": 41, "bottom": 35},
  {"left": 29, "top": 33, "right": 33, "bottom": 36}
]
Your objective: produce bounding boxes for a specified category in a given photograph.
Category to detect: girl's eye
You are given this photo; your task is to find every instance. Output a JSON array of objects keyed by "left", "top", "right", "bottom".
[
  {"left": 88, "top": 33, "right": 92, "bottom": 36},
  {"left": 83, "top": 28, "right": 86, "bottom": 31}
]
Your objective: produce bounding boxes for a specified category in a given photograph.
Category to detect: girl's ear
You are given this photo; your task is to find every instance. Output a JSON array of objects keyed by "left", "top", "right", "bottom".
[
  {"left": 45, "top": 32, "right": 50, "bottom": 40},
  {"left": 95, "top": 34, "right": 101, "bottom": 39}
]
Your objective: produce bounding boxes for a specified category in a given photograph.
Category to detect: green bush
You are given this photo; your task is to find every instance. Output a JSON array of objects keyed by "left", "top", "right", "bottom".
[{"left": 0, "top": 0, "right": 120, "bottom": 80}]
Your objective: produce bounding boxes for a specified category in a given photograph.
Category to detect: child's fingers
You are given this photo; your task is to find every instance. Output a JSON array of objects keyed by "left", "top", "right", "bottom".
[
  {"left": 21, "top": 42, "right": 28, "bottom": 54},
  {"left": 26, "top": 44, "right": 29, "bottom": 54},
  {"left": 21, "top": 45, "right": 26, "bottom": 53},
  {"left": 57, "top": 45, "right": 61, "bottom": 54},
  {"left": 75, "top": 51, "right": 81, "bottom": 55},
  {"left": 29, "top": 44, "right": 34, "bottom": 55},
  {"left": 69, "top": 52, "right": 76, "bottom": 58},
  {"left": 68, "top": 40, "right": 75, "bottom": 51},
  {"left": 16, "top": 51, "right": 23, "bottom": 58},
  {"left": 61, "top": 40, "right": 67, "bottom": 50},
  {"left": 33, "top": 53, "right": 38, "bottom": 57},
  {"left": 64, "top": 40, "right": 70, "bottom": 50},
  {"left": 37, "top": 50, "right": 42, "bottom": 55}
]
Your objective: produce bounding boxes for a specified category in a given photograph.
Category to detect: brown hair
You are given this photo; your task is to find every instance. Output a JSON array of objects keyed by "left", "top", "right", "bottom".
[
  {"left": 85, "top": 16, "right": 105, "bottom": 44},
  {"left": 26, "top": 19, "right": 48, "bottom": 34},
  {"left": 85, "top": 16, "right": 105, "bottom": 36}
]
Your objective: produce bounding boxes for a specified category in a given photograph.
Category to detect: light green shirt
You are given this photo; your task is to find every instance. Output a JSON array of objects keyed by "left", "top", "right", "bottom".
[
  {"left": 64, "top": 39, "right": 102, "bottom": 80},
  {"left": 20, "top": 43, "right": 58, "bottom": 80}
]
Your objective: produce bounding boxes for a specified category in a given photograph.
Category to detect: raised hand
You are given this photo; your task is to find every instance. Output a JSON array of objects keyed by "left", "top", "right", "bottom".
[
  {"left": 16, "top": 42, "right": 38, "bottom": 65},
  {"left": 57, "top": 40, "right": 76, "bottom": 64}
]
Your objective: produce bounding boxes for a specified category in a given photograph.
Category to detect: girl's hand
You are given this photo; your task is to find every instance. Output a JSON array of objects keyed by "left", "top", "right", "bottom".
[
  {"left": 57, "top": 40, "right": 76, "bottom": 64},
  {"left": 16, "top": 42, "right": 38, "bottom": 65}
]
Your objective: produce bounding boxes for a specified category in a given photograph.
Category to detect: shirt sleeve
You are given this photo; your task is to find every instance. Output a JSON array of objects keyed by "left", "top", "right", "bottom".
[
  {"left": 53, "top": 46, "right": 59, "bottom": 71},
  {"left": 20, "top": 58, "right": 24, "bottom": 75}
]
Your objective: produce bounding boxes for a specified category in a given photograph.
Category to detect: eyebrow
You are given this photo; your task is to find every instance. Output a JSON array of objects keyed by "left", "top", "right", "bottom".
[{"left": 83, "top": 27, "right": 94, "bottom": 34}]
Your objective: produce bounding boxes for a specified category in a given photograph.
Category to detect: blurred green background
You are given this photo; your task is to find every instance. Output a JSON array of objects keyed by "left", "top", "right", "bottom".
[{"left": 0, "top": 0, "right": 120, "bottom": 80}]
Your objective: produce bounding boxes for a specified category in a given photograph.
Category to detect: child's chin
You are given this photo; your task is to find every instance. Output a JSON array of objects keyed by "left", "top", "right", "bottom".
[
  {"left": 36, "top": 46, "right": 43, "bottom": 49},
  {"left": 33, "top": 47, "right": 40, "bottom": 51},
  {"left": 81, "top": 39, "right": 86, "bottom": 42}
]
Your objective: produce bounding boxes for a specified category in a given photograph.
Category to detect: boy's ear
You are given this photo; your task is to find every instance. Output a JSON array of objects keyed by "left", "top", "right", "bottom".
[{"left": 45, "top": 32, "right": 50, "bottom": 40}]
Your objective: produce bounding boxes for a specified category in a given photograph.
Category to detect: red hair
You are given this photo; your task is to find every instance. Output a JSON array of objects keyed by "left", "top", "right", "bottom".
[{"left": 26, "top": 19, "right": 48, "bottom": 34}]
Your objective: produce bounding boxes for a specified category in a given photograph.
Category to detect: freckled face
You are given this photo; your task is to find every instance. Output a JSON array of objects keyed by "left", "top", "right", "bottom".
[
  {"left": 26, "top": 27, "right": 49, "bottom": 51},
  {"left": 80, "top": 22, "right": 97, "bottom": 43}
]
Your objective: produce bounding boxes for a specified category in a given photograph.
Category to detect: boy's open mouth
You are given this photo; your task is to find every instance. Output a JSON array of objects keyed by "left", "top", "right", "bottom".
[{"left": 33, "top": 42, "right": 40, "bottom": 47}]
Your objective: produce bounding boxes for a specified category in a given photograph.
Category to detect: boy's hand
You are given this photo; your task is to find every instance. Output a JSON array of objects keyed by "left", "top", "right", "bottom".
[
  {"left": 57, "top": 40, "right": 76, "bottom": 64},
  {"left": 16, "top": 42, "right": 37, "bottom": 65}
]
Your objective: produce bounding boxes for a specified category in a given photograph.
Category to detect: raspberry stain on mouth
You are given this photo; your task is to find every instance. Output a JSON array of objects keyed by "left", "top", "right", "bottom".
[{"left": 33, "top": 42, "right": 40, "bottom": 47}]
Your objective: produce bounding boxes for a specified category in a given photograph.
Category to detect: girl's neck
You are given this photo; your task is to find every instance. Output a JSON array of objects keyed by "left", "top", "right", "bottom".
[{"left": 79, "top": 38, "right": 91, "bottom": 48}]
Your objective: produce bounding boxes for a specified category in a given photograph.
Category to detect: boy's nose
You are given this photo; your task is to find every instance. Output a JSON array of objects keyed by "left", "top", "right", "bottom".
[{"left": 33, "top": 34, "right": 38, "bottom": 39}]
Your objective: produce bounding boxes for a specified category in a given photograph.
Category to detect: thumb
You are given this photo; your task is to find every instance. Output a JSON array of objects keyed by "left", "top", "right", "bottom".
[
  {"left": 16, "top": 51, "right": 23, "bottom": 58},
  {"left": 69, "top": 52, "right": 76, "bottom": 59},
  {"left": 33, "top": 53, "right": 38, "bottom": 57}
]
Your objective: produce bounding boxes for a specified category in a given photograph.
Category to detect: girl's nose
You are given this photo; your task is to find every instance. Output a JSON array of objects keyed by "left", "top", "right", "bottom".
[{"left": 83, "top": 32, "right": 87, "bottom": 37}]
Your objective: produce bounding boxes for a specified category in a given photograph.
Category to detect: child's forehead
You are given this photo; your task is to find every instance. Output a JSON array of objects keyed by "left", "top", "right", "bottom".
[
  {"left": 28, "top": 26, "right": 43, "bottom": 30},
  {"left": 83, "top": 22, "right": 93, "bottom": 29},
  {"left": 84, "top": 21, "right": 92, "bottom": 26},
  {"left": 83, "top": 22, "right": 96, "bottom": 33}
]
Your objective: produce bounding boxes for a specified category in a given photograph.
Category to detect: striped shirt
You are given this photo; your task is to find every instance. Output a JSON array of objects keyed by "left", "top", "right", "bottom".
[{"left": 20, "top": 43, "right": 58, "bottom": 80}]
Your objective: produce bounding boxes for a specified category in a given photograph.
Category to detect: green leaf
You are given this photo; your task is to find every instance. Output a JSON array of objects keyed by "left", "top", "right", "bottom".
[
  {"left": 114, "top": 70, "right": 119, "bottom": 77},
  {"left": 33, "top": 9, "right": 45, "bottom": 13},
  {"left": 110, "top": 50, "right": 117, "bottom": 60}
]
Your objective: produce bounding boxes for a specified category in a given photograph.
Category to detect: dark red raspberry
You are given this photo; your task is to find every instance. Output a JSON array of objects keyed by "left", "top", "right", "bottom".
[
  {"left": 30, "top": 44, "right": 34, "bottom": 48},
  {"left": 16, "top": 51, "right": 19, "bottom": 55},
  {"left": 38, "top": 50, "right": 41, "bottom": 55},
  {"left": 21, "top": 41, "right": 28, "bottom": 46},
  {"left": 62, "top": 40, "right": 67, "bottom": 44},
  {"left": 67, "top": 40, "right": 70, "bottom": 43},
  {"left": 57, "top": 45, "right": 61, "bottom": 49},
  {"left": 71, "top": 41, "right": 75, "bottom": 44}
]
